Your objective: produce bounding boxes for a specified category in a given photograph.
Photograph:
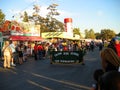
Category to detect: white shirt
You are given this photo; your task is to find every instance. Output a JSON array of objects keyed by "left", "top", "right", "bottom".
[{"left": 10, "top": 44, "right": 16, "bottom": 53}]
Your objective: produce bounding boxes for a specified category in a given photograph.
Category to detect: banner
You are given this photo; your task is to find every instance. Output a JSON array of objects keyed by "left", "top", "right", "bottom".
[{"left": 51, "top": 51, "right": 83, "bottom": 64}]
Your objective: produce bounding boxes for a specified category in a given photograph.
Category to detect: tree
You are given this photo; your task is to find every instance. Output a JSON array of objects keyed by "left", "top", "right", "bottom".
[
  {"left": 100, "top": 29, "right": 116, "bottom": 40},
  {"left": 84, "top": 29, "right": 95, "bottom": 39},
  {"left": 116, "top": 32, "right": 120, "bottom": 37},
  {"left": 28, "top": 4, "right": 64, "bottom": 33},
  {"left": 95, "top": 32, "right": 101, "bottom": 39},
  {"left": 84, "top": 29, "right": 89, "bottom": 39},
  {"left": 47, "top": 3, "right": 60, "bottom": 20},
  {"left": 0, "top": 9, "right": 5, "bottom": 25},
  {"left": 46, "top": 3, "right": 60, "bottom": 32},
  {"left": 89, "top": 29, "right": 95, "bottom": 39},
  {"left": 23, "top": 11, "right": 29, "bottom": 22},
  {"left": 73, "top": 28, "right": 81, "bottom": 38},
  {"left": 32, "top": 4, "right": 40, "bottom": 24}
]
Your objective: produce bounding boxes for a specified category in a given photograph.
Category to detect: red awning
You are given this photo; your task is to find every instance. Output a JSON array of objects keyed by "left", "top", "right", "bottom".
[
  {"left": 9, "top": 35, "right": 43, "bottom": 41},
  {"left": 29, "top": 36, "right": 43, "bottom": 41}
]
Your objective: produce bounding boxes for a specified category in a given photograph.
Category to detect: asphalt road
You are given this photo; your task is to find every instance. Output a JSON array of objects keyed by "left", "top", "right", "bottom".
[{"left": 0, "top": 48, "right": 102, "bottom": 90}]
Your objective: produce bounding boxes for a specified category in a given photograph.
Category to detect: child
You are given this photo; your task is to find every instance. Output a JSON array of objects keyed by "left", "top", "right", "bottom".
[
  {"left": 99, "top": 71, "right": 120, "bottom": 90},
  {"left": 91, "top": 69, "right": 104, "bottom": 90}
]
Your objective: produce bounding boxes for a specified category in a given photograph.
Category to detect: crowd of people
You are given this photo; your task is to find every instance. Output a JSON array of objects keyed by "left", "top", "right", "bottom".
[
  {"left": 2, "top": 40, "right": 32, "bottom": 68},
  {"left": 1, "top": 38, "right": 99, "bottom": 68},
  {"left": 91, "top": 36, "right": 120, "bottom": 90},
  {"left": 1, "top": 36, "right": 120, "bottom": 90},
  {"left": 1, "top": 39, "right": 87, "bottom": 68},
  {"left": 33, "top": 40, "right": 87, "bottom": 65}
]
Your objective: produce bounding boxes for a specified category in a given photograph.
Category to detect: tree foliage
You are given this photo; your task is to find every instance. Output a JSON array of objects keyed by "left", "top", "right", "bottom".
[
  {"left": 84, "top": 29, "right": 89, "bottom": 38},
  {"left": 89, "top": 29, "right": 95, "bottom": 39},
  {"left": 100, "top": 29, "right": 116, "bottom": 40},
  {"left": 73, "top": 28, "right": 81, "bottom": 37},
  {"left": 116, "top": 32, "right": 120, "bottom": 37},
  {"left": 85, "top": 29, "right": 116, "bottom": 40},
  {"left": 0, "top": 9, "right": 5, "bottom": 24},
  {"left": 23, "top": 11, "right": 29, "bottom": 22},
  {"left": 46, "top": 3, "right": 61, "bottom": 32},
  {"left": 28, "top": 4, "right": 64, "bottom": 32},
  {"left": 84, "top": 29, "right": 95, "bottom": 39},
  {"left": 95, "top": 32, "right": 101, "bottom": 39}
]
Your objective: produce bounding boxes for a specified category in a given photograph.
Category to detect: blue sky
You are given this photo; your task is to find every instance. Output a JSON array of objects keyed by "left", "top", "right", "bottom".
[{"left": 0, "top": 0, "right": 120, "bottom": 33}]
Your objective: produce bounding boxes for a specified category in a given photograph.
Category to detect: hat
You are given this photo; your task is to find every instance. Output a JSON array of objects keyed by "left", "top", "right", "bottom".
[
  {"left": 115, "top": 36, "right": 120, "bottom": 40},
  {"left": 112, "top": 36, "right": 120, "bottom": 42}
]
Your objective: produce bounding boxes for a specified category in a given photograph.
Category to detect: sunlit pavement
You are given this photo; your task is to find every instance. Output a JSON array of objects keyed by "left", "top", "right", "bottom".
[{"left": 0, "top": 48, "right": 101, "bottom": 90}]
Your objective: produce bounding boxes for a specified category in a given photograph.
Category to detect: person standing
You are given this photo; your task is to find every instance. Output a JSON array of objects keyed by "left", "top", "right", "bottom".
[
  {"left": 34, "top": 43, "right": 38, "bottom": 60},
  {"left": 78, "top": 43, "right": 86, "bottom": 65},
  {"left": 90, "top": 69, "right": 104, "bottom": 90},
  {"left": 114, "top": 37, "right": 120, "bottom": 58},
  {"left": 99, "top": 71, "right": 120, "bottom": 90},
  {"left": 100, "top": 48, "right": 120, "bottom": 72},
  {"left": 17, "top": 44, "right": 24, "bottom": 64},
  {"left": 9, "top": 41, "right": 16, "bottom": 66},
  {"left": 98, "top": 42, "right": 103, "bottom": 51},
  {"left": 2, "top": 41, "right": 12, "bottom": 68},
  {"left": 37, "top": 42, "right": 43, "bottom": 60},
  {"left": 108, "top": 37, "right": 120, "bottom": 58}
]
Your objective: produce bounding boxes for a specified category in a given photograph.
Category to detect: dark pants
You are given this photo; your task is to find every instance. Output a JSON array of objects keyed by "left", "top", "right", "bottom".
[
  {"left": 38, "top": 50, "right": 43, "bottom": 60},
  {"left": 34, "top": 52, "right": 38, "bottom": 60}
]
